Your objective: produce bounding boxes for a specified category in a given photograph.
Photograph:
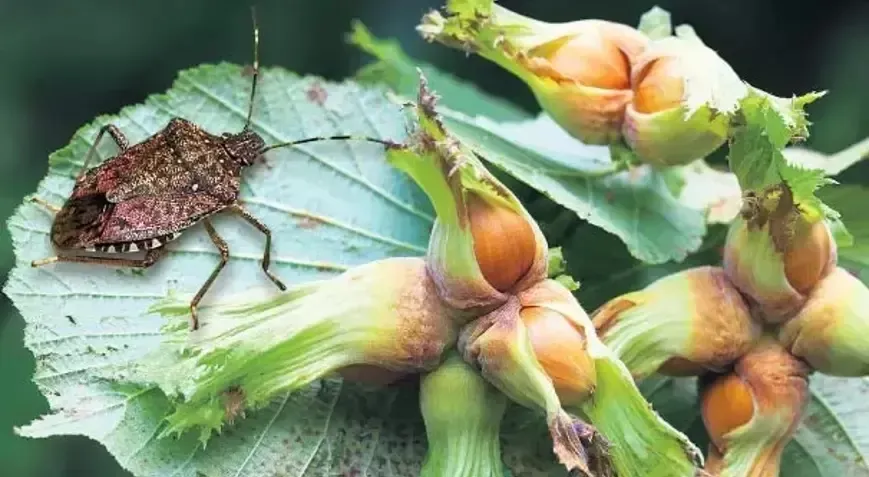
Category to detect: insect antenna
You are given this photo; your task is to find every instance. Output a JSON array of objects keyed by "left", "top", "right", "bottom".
[
  {"left": 260, "top": 135, "right": 398, "bottom": 154},
  {"left": 243, "top": 5, "right": 260, "bottom": 131}
]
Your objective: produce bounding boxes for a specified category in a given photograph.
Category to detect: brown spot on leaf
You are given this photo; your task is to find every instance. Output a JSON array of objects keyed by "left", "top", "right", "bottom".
[
  {"left": 297, "top": 216, "right": 323, "bottom": 230},
  {"left": 306, "top": 83, "right": 328, "bottom": 106}
]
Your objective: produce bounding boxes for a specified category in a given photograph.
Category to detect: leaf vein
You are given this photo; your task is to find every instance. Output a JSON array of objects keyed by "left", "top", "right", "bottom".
[
  {"left": 231, "top": 391, "right": 292, "bottom": 477},
  {"left": 301, "top": 381, "right": 344, "bottom": 474},
  {"left": 240, "top": 197, "right": 426, "bottom": 253},
  {"left": 167, "top": 449, "right": 198, "bottom": 477},
  {"left": 807, "top": 387, "right": 869, "bottom": 466},
  {"left": 120, "top": 420, "right": 166, "bottom": 468},
  {"left": 36, "top": 361, "right": 125, "bottom": 382},
  {"left": 29, "top": 331, "right": 162, "bottom": 347}
]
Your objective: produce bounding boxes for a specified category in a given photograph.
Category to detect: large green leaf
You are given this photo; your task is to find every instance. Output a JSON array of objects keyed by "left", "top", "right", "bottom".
[
  {"left": 352, "top": 23, "right": 707, "bottom": 264},
  {"left": 793, "top": 375, "right": 869, "bottom": 474},
  {"left": 784, "top": 137, "right": 869, "bottom": 177},
  {"left": 818, "top": 185, "right": 869, "bottom": 275},
  {"left": 3, "top": 64, "right": 563, "bottom": 477}
]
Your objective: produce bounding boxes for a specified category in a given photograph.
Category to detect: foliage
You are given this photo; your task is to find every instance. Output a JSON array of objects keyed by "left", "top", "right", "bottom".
[{"left": 4, "top": 3, "right": 869, "bottom": 477}]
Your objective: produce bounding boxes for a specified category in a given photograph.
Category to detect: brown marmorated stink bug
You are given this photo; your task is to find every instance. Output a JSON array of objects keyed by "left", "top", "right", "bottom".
[{"left": 29, "top": 9, "right": 396, "bottom": 330}]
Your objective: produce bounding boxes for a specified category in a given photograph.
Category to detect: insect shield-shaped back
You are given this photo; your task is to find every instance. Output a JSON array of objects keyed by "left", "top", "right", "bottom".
[
  {"left": 29, "top": 13, "right": 289, "bottom": 331},
  {"left": 48, "top": 194, "right": 112, "bottom": 250}
]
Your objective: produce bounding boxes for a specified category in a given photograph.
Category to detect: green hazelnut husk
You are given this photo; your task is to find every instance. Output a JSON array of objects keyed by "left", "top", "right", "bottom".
[
  {"left": 386, "top": 74, "right": 548, "bottom": 317},
  {"left": 131, "top": 257, "right": 459, "bottom": 444},
  {"left": 592, "top": 266, "right": 761, "bottom": 379},
  {"left": 723, "top": 185, "right": 837, "bottom": 323},
  {"left": 779, "top": 267, "right": 869, "bottom": 376}
]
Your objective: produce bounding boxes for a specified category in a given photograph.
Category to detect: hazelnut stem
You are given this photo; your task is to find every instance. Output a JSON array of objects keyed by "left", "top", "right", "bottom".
[{"left": 420, "top": 352, "right": 507, "bottom": 477}]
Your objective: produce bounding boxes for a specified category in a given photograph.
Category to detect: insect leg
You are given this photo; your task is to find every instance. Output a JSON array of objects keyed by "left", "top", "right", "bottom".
[
  {"left": 31, "top": 247, "right": 166, "bottom": 268},
  {"left": 189, "top": 219, "right": 229, "bottom": 331},
  {"left": 227, "top": 203, "right": 287, "bottom": 291},
  {"left": 77, "top": 124, "right": 129, "bottom": 182},
  {"left": 29, "top": 196, "right": 61, "bottom": 214}
]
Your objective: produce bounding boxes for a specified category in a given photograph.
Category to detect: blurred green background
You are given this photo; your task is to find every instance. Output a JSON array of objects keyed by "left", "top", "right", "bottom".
[{"left": 1, "top": 0, "right": 867, "bottom": 475}]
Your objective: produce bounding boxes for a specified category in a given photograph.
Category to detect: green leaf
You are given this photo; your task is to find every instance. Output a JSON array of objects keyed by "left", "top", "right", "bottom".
[
  {"left": 784, "top": 137, "right": 869, "bottom": 177},
  {"left": 1, "top": 64, "right": 558, "bottom": 476},
  {"left": 667, "top": 160, "right": 742, "bottom": 224},
  {"left": 728, "top": 90, "right": 832, "bottom": 219},
  {"left": 349, "top": 21, "right": 529, "bottom": 122},
  {"left": 782, "top": 140, "right": 869, "bottom": 250},
  {"left": 440, "top": 112, "right": 707, "bottom": 264},
  {"left": 637, "top": 6, "right": 673, "bottom": 39},
  {"left": 819, "top": 185, "right": 869, "bottom": 271},
  {"left": 791, "top": 375, "right": 869, "bottom": 475},
  {"left": 443, "top": 0, "right": 492, "bottom": 18}
]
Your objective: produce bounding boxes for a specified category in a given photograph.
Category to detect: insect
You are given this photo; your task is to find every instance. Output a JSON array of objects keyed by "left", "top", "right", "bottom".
[{"left": 30, "top": 8, "right": 395, "bottom": 330}]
